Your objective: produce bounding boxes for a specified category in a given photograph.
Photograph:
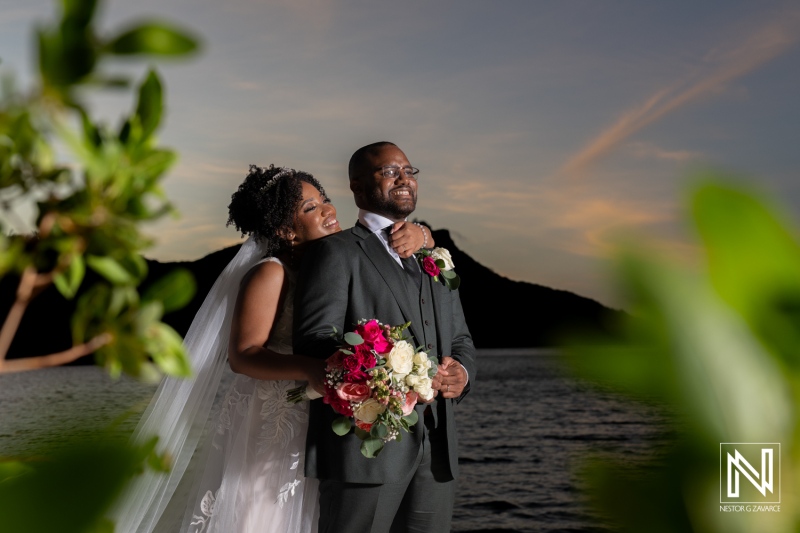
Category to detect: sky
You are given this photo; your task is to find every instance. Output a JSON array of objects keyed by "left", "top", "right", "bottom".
[{"left": 2, "top": 1, "right": 800, "bottom": 306}]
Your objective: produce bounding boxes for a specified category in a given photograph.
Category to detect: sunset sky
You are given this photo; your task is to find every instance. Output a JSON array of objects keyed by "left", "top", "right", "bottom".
[{"left": 2, "top": 1, "right": 800, "bottom": 306}]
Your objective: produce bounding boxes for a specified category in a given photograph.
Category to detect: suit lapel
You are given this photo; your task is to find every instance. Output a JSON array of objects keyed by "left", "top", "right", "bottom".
[
  {"left": 428, "top": 275, "right": 449, "bottom": 354},
  {"left": 355, "top": 226, "right": 424, "bottom": 344}
]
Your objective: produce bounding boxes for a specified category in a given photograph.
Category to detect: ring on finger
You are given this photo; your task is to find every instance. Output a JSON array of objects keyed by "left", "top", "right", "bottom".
[{"left": 446, "top": 384, "right": 450, "bottom": 392}]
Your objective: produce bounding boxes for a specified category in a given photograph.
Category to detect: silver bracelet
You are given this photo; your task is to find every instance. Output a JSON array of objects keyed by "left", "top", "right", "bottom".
[{"left": 414, "top": 222, "right": 428, "bottom": 248}]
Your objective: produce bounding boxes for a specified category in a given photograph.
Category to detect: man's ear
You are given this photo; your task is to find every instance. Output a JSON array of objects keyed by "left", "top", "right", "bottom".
[{"left": 349, "top": 178, "right": 361, "bottom": 195}]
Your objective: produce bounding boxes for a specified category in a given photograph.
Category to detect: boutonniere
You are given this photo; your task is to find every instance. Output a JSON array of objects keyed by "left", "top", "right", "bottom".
[{"left": 414, "top": 247, "right": 460, "bottom": 290}]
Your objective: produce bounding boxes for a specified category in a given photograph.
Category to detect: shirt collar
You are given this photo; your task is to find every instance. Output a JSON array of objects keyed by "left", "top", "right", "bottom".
[{"left": 357, "top": 209, "right": 405, "bottom": 233}]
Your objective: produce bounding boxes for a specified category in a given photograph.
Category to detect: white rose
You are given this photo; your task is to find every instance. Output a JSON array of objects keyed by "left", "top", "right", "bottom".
[
  {"left": 413, "top": 351, "right": 430, "bottom": 366},
  {"left": 405, "top": 374, "right": 421, "bottom": 387},
  {"left": 430, "top": 248, "right": 455, "bottom": 271},
  {"left": 386, "top": 340, "right": 414, "bottom": 375},
  {"left": 415, "top": 378, "right": 434, "bottom": 402},
  {"left": 353, "top": 398, "right": 386, "bottom": 424}
]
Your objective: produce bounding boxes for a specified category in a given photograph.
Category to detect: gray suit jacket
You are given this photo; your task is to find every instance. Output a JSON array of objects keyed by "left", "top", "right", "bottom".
[{"left": 293, "top": 222, "right": 476, "bottom": 484}]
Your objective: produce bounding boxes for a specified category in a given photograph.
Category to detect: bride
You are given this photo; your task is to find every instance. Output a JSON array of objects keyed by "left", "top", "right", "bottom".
[{"left": 112, "top": 165, "right": 433, "bottom": 533}]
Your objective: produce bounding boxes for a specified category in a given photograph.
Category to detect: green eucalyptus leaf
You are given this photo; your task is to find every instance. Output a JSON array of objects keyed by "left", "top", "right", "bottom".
[
  {"left": 370, "top": 422, "right": 389, "bottom": 439},
  {"left": 106, "top": 23, "right": 199, "bottom": 56},
  {"left": 444, "top": 275, "right": 460, "bottom": 290},
  {"left": 344, "top": 332, "right": 364, "bottom": 346},
  {"left": 354, "top": 427, "right": 370, "bottom": 440},
  {"left": 142, "top": 268, "right": 196, "bottom": 313},
  {"left": 440, "top": 269, "right": 456, "bottom": 279},
  {"left": 360, "top": 437, "right": 384, "bottom": 458},
  {"left": 331, "top": 416, "right": 352, "bottom": 436},
  {"left": 402, "top": 410, "right": 419, "bottom": 427}
]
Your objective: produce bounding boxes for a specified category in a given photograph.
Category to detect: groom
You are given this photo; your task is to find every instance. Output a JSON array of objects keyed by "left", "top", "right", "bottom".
[{"left": 294, "top": 141, "right": 476, "bottom": 532}]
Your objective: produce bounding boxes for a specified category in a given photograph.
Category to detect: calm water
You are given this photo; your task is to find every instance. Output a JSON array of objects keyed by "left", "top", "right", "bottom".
[{"left": 0, "top": 350, "right": 669, "bottom": 532}]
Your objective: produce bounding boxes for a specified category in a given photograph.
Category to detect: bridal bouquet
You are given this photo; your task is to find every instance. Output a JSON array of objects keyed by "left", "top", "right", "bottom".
[{"left": 287, "top": 319, "right": 438, "bottom": 458}]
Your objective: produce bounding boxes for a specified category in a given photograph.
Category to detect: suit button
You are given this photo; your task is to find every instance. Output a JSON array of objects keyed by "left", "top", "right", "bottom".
[
  {"left": 421, "top": 298, "right": 425, "bottom": 304},
  {"left": 424, "top": 320, "right": 429, "bottom": 326},
  {"left": 427, "top": 343, "right": 433, "bottom": 349}
]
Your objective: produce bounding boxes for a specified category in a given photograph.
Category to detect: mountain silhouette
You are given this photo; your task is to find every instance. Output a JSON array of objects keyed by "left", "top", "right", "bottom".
[{"left": 1, "top": 228, "right": 621, "bottom": 364}]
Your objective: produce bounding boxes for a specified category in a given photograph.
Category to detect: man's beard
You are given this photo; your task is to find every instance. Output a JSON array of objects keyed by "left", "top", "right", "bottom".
[{"left": 366, "top": 190, "right": 416, "bottom": 220}]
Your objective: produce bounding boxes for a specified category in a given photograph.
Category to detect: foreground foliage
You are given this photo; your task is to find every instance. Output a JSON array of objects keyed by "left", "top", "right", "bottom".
[
  {"left": 566, "top": 176, "right": 800, "bottom": 532},
  {"left": 1, "top": 1, "right": 200, "bottom": 531}
]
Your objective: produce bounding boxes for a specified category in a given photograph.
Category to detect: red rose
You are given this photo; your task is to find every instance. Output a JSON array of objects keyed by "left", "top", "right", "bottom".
[
  {"left": 402, "top": 391, "right": 418, "bottom": 416},
  {"left": 422, "top": 256, "right": 440, "bottom": 278},
  {"left": 344, "top": 370, "right": 369, "bottom": 383},
  {"left": 354, "top": 344, "right": 377, "bottom": 369},
  {"left": 323, "top": 393, "right": 353, "bottom": 417},
  {"left": 342, "top": 354, "right": 361, "bottom": 372},
  {"left": 355, "top": 420, "right": 373, "bottom": 432},
  {"left": 336, "top": 382, "right": 370, "bottom": 402},
  {"left": 356, "top": 320, "right": 392, "bottom": 354}
]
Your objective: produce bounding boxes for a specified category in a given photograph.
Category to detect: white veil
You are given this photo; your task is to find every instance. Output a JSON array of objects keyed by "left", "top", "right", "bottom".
[{"left": 112, "top": 237, "right": 267, "bottom": 533}]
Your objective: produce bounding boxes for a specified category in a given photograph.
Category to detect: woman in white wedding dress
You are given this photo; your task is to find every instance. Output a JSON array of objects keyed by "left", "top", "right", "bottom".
[{"left": 112, "top": 165, "right": 432, "bottom": 533}]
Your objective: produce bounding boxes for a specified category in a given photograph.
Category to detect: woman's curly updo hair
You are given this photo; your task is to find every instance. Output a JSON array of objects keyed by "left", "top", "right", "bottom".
[{"left": 227, "top": 164, "right": 328, "bottom": 257}]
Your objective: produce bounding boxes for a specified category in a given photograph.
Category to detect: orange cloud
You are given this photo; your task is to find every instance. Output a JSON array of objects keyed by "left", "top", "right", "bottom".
[{"left": 561, "top": 9, "right": 800, "bottom": 177}]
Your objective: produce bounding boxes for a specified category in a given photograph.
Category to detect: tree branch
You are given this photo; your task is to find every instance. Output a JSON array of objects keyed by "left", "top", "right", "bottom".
[
  {"left": 0, "top": 333, "right": 112, "bottom": 373},
  {"left": 0, "top": 266, "right": 38, "bottom": 364}
]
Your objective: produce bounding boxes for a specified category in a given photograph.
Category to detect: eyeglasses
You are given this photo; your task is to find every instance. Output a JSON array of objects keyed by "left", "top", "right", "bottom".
[{"left": 377, "top": 166, "right": 419, "bottom": 180}]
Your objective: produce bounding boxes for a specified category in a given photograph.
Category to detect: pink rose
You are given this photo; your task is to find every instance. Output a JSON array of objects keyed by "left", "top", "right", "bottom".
[
  {"left": 336, "top": 382, "right": 370, "bottom": 402},
  {"left": 402, "top": 391, "right": 418, "bottom": 416},
  {"left": 422, "top": 256, "right": 440, "bottom": 278},
  {"left": 356, "top": 320, "right": 392, "bottom": 354}
]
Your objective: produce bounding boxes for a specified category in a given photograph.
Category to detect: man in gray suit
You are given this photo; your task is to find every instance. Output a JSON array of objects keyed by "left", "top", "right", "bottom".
[{"left": 293, "top": 141, "right": 476, "bottom": 532}]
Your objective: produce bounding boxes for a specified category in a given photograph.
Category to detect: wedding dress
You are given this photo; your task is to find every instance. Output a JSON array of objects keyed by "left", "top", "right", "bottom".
[
  {"left": 112, "top": 240, "right": 319, "bottom": 533},
  {"left": 180, "top": 258, "right": 319, "bottom": 533}
]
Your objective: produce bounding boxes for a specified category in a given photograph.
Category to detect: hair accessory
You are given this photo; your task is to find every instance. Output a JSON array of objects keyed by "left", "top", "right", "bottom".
[{"left": 248, "top": 164, "right": 290, "bottom": 193}]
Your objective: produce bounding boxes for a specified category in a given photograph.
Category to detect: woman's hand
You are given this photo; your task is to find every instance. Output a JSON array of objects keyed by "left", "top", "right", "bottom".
[
  {"left": 305, "top": 358, "right": 327, "bottom": 396},
  {"left": 388, "top": 221, "right": 434, "bottom": 258}
]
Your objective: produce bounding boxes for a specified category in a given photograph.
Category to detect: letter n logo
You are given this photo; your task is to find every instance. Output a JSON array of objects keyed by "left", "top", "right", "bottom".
[{"left": 720, "top": 443, "right": 780, "bottom": 503}]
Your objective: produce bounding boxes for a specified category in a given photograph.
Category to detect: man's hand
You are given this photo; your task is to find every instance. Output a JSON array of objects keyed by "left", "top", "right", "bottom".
[
  {"left": 432, "top": 356, "right": 467, "bottom": 399},
  {"left": 388, "top": 221, "right": 429, "bottom": 258}
]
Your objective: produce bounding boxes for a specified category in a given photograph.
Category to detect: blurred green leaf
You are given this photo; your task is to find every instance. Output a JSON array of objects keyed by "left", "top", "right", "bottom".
[
  {"left": 135, "top": 70, "right": 162, "bottom": 140},
  {"left": 142, "top": 268, "right": 196, "bottom": 313},
  {"left": 105, "top": 22, "right": 199, "bottom": 56},
  {"left": 53, "top": 254, "right": 85, "bottom": 299},
  {"left": 86, "top": 255, "right": 135, "bottom": 285},
  {"left": 0, "top": 436, "right": 147, "bottom": 533},
  {"left": 147, "top": 322, "right": 191, "bottom": 377},
  {"left": 61, "top": 0, "right": 99, "bottom": 28}
]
